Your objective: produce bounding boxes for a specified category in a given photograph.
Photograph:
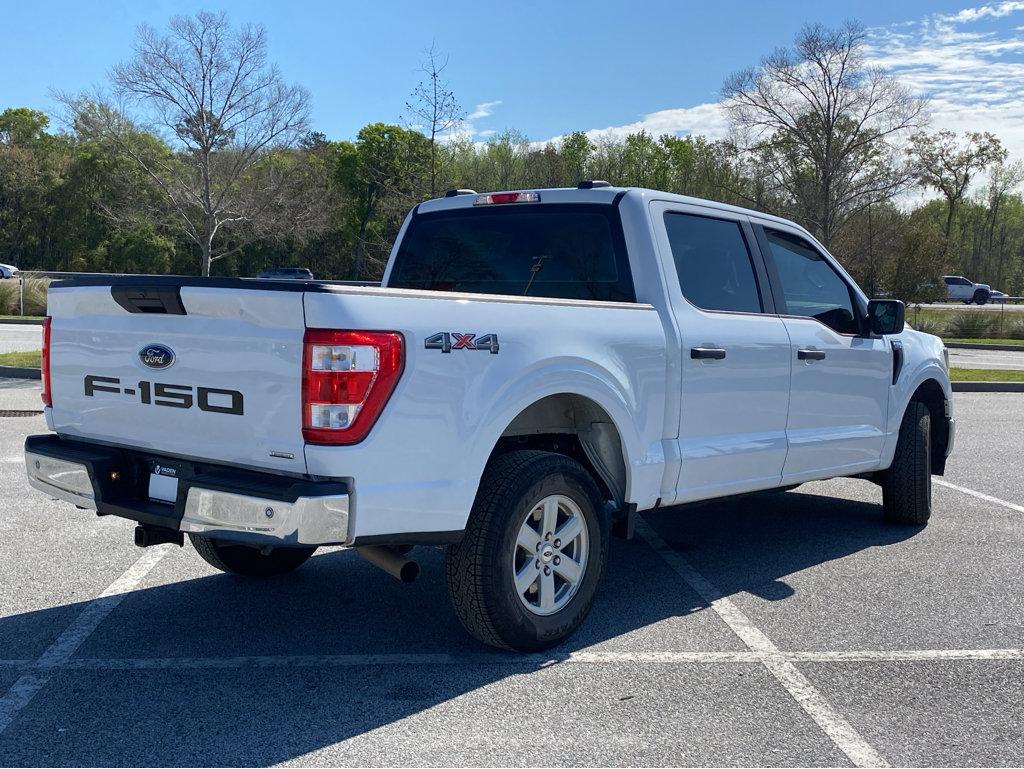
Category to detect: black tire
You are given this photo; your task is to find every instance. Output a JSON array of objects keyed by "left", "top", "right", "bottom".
[
  {"left": 973, "top": 289, "right": 988, "bottom": 305},
  {"left": 445, "top": 450, "right": 610, "bottom": 651},
  {"left": 881, "top": 401, "right": 932, "bottom": 525},
  {"left": 189, "top": 534, "right": 317, "bottom": 577}
]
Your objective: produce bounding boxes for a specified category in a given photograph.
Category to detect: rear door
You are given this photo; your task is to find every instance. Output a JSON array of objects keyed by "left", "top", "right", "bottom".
[
  {"left": 46, "top": 279, "right": 309, "bottom": 475},
  {"left": 651, "top": 202, "right": 792, "bottom": 502},
  {"left": 754, "top": 225, "right": 891, "bottom": 481}
]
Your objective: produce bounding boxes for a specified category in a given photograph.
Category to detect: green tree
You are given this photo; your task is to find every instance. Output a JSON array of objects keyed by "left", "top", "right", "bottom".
[
  {"left": 910, "top": 130, "right": 1007, "bottom": 242},
  {"left": 339, "top": 123, "right": 431, "bottom": 279}
]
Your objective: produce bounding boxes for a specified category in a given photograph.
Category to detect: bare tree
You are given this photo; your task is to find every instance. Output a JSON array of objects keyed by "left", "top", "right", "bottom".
[
  {"left": 64, "top": 12, "right": 314, "bottom": 275},
  {"left": 722, "top": 21, "right": 927, "bottom": 247},
  {"left": 980, "top": 160, "right": 1024, "bottom": 285},
  {"left": 405, "top": 44, "right": 463, "bottom": 197},
  {"left": 909, "top": 130, "right": 1007, "bottom": 241}
]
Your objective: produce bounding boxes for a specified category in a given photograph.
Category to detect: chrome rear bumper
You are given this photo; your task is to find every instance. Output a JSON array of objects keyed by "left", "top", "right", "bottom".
[
  {"left": 179, "top": 486, "right": 349, "bottom": 546},
  {"left": 25, "top": 435, "right": 350, "bottom": 547}
]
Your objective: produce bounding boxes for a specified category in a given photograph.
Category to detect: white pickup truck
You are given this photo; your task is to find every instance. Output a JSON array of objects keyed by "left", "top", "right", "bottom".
[
  {"left": 943, "top": 275, "right": 992, "bottom": 304},
  {"left": 26, "top": 185, "right": 954, "bottom": 651}
]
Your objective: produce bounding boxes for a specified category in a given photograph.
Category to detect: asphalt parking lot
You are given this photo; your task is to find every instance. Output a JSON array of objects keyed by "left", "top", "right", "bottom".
[{"left": 0, "top": 378, "right": 1021, "bottom": 767}]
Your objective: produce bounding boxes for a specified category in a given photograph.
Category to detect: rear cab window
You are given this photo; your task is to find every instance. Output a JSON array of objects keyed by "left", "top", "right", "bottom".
[
  {"left": 388, "top": 204, "right": 635, "bottom": 302},
  {"left": 663, "top": 212, "right": 764, "bottom": 314}
]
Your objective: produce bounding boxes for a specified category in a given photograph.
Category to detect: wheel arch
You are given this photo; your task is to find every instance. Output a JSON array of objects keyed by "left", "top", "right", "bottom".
[{"left": 488, "top": 393, "right": 630, "bottom": 509}]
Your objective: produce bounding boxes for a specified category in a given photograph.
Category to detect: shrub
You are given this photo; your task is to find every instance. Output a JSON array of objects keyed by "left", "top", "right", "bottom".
[
  {"left": 946, "top": 311, "right": 995, "bottom": 339},
  {"left": 0, "top": 275, "right": 50, "bottom": 316},
  {"left": 1004, "top": 319, "right": 1024, "bottom": 340},
  {"left": 19, "top": 275, "right": 50, "bottom": 316},
  {"left": 0, "top": 280, "right": 17, "bottom": 315},
  {"left": 911, "top": 317, "right": 946, "bottom": 337}
]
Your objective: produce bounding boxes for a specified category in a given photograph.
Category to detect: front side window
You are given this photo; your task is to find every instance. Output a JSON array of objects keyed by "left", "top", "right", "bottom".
[
  {"left": 763, "top": 230, "right": 860, "bottom": 334},
  {"left": 663, "top": 212, "right": 762, "bottom": 313}
]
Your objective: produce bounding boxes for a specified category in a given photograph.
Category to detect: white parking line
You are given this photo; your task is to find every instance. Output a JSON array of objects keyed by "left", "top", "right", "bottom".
[
  {"left": 0, "top": 545, "right": 170, "bottom": 735},
  {"left": 634, "top": 518, "right": 889, "bottom": 769},
  {"left": 935, "top": 478, "right": 1024, "bottom": 513},
  {"left": 0, "top": 646, "right": 1019, "bottom": 672},
  {"left": 788, "top": 649, "right": 1024, "bottom": 662}
]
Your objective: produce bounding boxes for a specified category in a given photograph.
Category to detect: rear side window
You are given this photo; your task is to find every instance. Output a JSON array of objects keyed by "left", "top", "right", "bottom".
[
  {"left": 388, "top": 204, "right": 635, "bottom": 302},
  {"left": 663, "top": 212, "right": 763, "bottom": 313}
]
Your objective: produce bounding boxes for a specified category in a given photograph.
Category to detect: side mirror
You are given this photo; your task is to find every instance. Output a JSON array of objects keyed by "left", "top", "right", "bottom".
[{"left": 867, "top": 299, "right": 905, "bottom": 335}]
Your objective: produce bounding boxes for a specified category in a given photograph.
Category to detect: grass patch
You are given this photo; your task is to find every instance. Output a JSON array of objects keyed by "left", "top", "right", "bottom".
[
  {"left": 949, "top": 367, "right": 1024, "bottom": 382},
  {"left": 944, "top": 337, "right": 1024, "bottom": 346},
  {"left": 0, "top": 350, "right": 41, "bottom": 368},
  {"left": 0, "top": 314, "right": 44, "bottom": 320}
]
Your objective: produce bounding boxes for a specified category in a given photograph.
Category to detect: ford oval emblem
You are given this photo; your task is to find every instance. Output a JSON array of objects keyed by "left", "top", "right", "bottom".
[{"left": 139, "top": 343, "right": 175, "bottom": 370}]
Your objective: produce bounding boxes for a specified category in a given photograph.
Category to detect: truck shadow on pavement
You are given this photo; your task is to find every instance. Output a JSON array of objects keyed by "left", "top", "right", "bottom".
[{"left": 0, "top": 486, "right": 920, "bottom": 766}]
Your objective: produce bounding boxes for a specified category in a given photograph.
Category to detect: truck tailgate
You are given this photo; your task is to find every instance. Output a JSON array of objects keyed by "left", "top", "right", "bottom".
[{"left": 46, "top": 282, "right": 309, "bottom": 475}]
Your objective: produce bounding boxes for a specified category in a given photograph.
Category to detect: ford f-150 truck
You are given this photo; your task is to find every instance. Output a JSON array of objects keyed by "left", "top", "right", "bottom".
[{"left": 25, "top": 184, "right": 954, "bottom": 651}]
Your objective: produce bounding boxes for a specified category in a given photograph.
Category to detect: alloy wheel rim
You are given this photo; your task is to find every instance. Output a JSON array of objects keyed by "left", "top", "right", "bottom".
[{"left": 512, "top": 494, "right": 589, "bottom": 616}]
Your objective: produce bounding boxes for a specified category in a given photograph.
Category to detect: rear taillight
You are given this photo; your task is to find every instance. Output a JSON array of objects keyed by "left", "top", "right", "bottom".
[
  {"left": 40, "top": 316, "right": 52, "bottom": 407},
  {"left": 302, "top": 329, "right": 404, "bottom": 445}
]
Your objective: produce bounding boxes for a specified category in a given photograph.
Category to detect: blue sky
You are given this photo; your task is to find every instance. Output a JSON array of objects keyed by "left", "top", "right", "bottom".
[{"left": 3, "top": 0, "right": 1024, "bottom": 156}]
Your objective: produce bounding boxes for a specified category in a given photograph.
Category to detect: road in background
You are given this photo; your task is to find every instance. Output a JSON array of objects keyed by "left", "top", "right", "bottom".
[
  {"left": 914, "top": 302, "right": 1024, "bottom": 312},
  {"left": 947, "top": 347, "right": 1024, "bottom": 370},
  {"left": 0, "top": 326, "right": 42, "bottom": 355}
]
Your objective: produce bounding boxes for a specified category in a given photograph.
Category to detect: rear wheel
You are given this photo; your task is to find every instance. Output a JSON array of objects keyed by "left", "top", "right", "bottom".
[
  {"left": 445, "top": 450, "right": 609, "bottom": 651},
  {"left": 881, "top": 401, "right": 932, "bottom": 525},
  {"left": 189, "top": 534, "right": 317, "bottom": 577}
]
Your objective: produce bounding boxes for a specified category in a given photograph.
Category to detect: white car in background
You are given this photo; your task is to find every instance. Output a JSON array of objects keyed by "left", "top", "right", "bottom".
[
  {"left": 943, "top": 275, "right": 991, "bottom": 304},
  {"left": 0, "top": 263, "right": 19, "bottom": 279}
]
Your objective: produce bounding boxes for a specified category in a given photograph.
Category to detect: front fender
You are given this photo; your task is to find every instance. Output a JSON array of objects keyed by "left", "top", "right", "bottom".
[{"left": 880, "top": 330, "right": 952, "bottom": 468}]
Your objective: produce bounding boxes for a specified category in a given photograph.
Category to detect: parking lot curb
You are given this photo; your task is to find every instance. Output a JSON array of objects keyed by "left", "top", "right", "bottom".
[
  {"left": 952, "top": 380, "right": 1024, "bottom": 392},
  {"left": 946, "top": 341, "right": 1024, "bottom": 352},
  {"left": 0, "top": 318, "right": 44, "bottom": 325},
  {"left": 0, "top": 366, "right": 40, "bottom": 380}
]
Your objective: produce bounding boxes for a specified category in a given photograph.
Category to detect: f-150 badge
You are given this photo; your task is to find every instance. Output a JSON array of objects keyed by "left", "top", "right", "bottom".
[{"left": 425, "top": 332, "right": 499, "bottom": 354}]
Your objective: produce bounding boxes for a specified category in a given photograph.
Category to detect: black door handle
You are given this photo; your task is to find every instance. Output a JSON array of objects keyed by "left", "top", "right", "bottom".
[
  {"left": 798, "top": 349, "right": 826, "bottom": 361},
  {"left": 691, "top": 347, "right": 727, "bottom": 360}
]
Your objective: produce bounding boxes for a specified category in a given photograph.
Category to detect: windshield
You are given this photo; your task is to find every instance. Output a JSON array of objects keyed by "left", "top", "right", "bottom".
[{"left": 388, "top": 204, "right": 635, "bottom": 302}]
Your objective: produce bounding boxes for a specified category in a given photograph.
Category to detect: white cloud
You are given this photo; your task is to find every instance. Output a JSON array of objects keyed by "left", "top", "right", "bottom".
[
  {"left": 865, "top": 4, "right": 1024, "bottom": 159},
  {"left": 467, "top": 100, "right": 502, "bottom": 120},
  {"left": 937, "top": 1, "right": 1024, "bottom": 24},
  {"left": 536, "top": 4, "right": 1024, "bottom": 163},
  {"left": 541, "top": 102, "right": 730, "bottom": 147}
]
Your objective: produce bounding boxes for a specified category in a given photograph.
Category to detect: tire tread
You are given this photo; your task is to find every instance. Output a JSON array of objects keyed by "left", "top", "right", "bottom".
[{"left": 882, "top": 401, "right": 932, "bottom": 525}]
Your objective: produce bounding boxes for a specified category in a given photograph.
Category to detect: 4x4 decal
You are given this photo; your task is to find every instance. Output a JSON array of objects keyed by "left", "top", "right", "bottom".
[{"left": 425, "top": 332, "right": 499, "bottom": 354}]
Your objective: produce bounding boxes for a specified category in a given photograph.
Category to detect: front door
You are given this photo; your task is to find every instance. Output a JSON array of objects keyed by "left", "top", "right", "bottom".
[{"left": 756, "top": 225, "right": 891, "bottom": 481}]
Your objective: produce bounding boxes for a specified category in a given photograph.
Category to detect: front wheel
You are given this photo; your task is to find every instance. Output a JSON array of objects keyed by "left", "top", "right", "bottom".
[
  {"left": 189, "top": 534, "right": 317, "bottom": 577},
  {"left": 445, "top": 450, "right": 609, "bottom": 651},
  {"left": 973, "top": 289, "right": 989, "bottom": 305},
  {"left": 881, "top": 401, "right": 932, "bottom": 525}
]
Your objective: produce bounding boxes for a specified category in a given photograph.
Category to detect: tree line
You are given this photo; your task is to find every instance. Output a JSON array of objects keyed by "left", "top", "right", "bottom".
[{"left": 1, "top": 13, "right": 1022, "bottom": 301}]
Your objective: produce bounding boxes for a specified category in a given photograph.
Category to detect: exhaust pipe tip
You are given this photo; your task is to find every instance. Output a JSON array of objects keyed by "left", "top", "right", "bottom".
[
  {"left": 357, "top": 545, "right": 420, "bottom": 583},
  {"left": 397, "top": 559, "right": 420, "bottom": 584}
]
